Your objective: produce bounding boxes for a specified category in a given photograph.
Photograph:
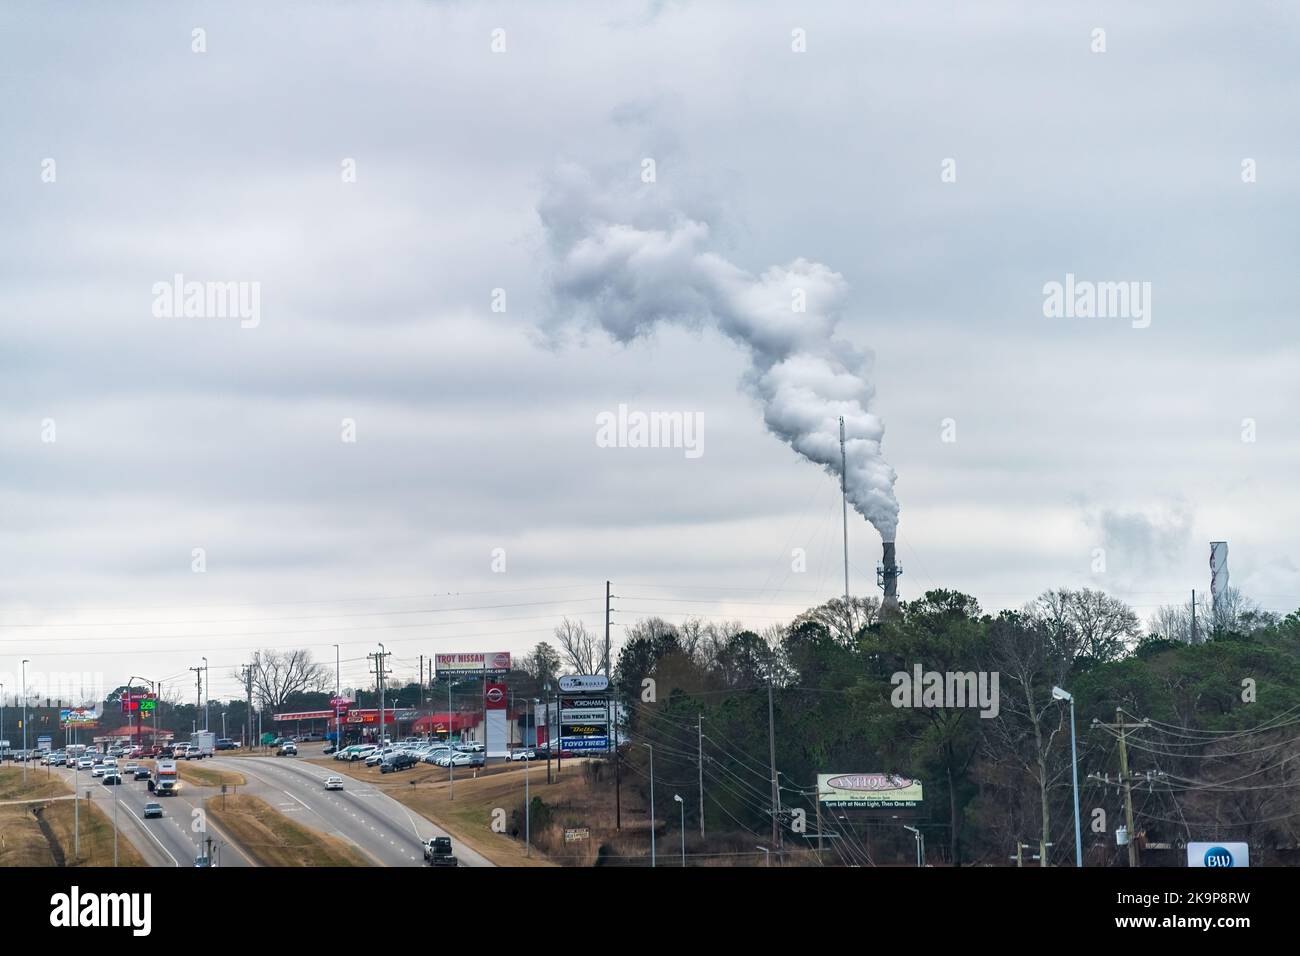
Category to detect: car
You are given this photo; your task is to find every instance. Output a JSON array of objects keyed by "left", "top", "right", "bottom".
[
  {"left": 77, "top": 758, "right": 94, "bottom": 771},
  {"left": 380, "top": 752, "right": 419, "bottom": 773},
  {"left": 364, "top": 747, "right": 396, "bottom": 767},
  {"left": 277, "top": 742, "right": 298, "bottom": 757},
  {"left": 194, "top": 855, "right": 212, "bottom": 867},
  {"left": 101, "top": 772, "right": 123, "bottom": 785},
  {"left": 134, "top": 767, "right": 152, "bottom": 780},
  {"left": 143, "top": 803, "right": 163, "bottom": 819},
  {"left": 215, "top": 738, "right": 237, "bottom": 751},
  {"left": 349, "top": 746, "right": 376, "bottom": 762},
  {"left": 423, "top": 836, "right": 452, "bottom": 859},
  {"left": 509, "top": 748, "right": 537, "bottom": 762},
  {"left": 123, "top": 762, "right": 140, "bottom": 774},
  {"left": 322, "top": 744, "right": 337, "bottom": 755},
  {"left": 324, "top": 775, "right": 344, "bottom": 790},
  {"left": 90, "top": 764, "right": 108, "bottom": 778}
]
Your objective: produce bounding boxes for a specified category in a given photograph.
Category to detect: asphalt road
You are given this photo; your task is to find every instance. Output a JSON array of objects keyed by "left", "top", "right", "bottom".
[
  {"left": 207, "top": 752, "right": 494, "bottom": 867},
  {"left": 47, "top": 762, "right": 253, "bottom": 868}
]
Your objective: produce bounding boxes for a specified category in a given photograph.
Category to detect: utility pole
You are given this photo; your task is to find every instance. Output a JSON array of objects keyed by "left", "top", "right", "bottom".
[
  {"left": 242, "top": 666, "right": 253, "bottom": 749},
  {"left": 189, "top": 666, "right": 203, "bottom": 728},
  {"left": 766, "top": 664, "right": 781, "bottom": 861},
  {"left": 605, "top": 580, "right": 612, "bottom": 755},
  {"left": 203, "top": 657, "right": 209, "bottom": 732},
  {"left": 1095, "top": 708, "right": 1149, "bottom": 868},
  {"left": 1191, "top": 589, "right": 1197, "bottom": 644},
  {"left": 21, "top": 659, "right": 28, "bottom": 783},
  {"left": 697, "top": 714, "right": 705, "bottom": 839},
  {"left": 839, "top": 415, "right": 850, "bottom": 602},
  {"left": 372, "top": 646, "right": 391, "bottom": 748},
  {"left": 419, "top": 655, "right": 424, "bottom": 711},
  {"left": 333, "top": 645, "right": 341, "bottom": 748},
  {"left": 613, "top": 685, "right": 620, "bottom": 828}
]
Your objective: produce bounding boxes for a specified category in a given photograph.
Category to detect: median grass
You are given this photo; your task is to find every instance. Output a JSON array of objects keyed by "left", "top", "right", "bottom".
[{"left": 204, "top": 794, "right": 368, "bottom": 867}]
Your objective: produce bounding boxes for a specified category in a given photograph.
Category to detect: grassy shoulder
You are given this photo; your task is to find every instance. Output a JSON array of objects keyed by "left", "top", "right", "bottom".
[
  {"left": 43, "top": 799, "right": 147, "bottom": 867},
  {"left": 0, "top": 769, "right": 145, "bottom": 867},
  {"left": 0, "top": 766, "right": 70, "bottom": 802},
  {"left": 204, "top": 794, "right": 368, "bottom": 867}
]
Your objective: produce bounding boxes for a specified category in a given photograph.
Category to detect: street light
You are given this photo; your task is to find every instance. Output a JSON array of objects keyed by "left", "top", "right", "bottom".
[
  {"left": 1052, "top": 685, "right": 1084, "bottom": 868},
  {"left": 903, "top": 825, "right": 924, "bottom": 867},
  {"left": 756, "top": 845, "right": 770, "bottom": 867},
  {"left": 643, "top": 743, "right": 655, "bottom": 868},
  {"left": 673, "top": 794, "right": 685, "bottom": 867}
]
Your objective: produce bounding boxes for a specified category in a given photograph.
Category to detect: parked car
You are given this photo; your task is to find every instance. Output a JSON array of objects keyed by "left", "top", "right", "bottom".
[
  {"left": 322, "top": 744, "right": 337, "bottom": 755},
  {"left": 364, "top": 748, "right": 395, "bottom": 767},
  {"left": 277, "top": 742, "right": 298, "bottom": 757},
  {"left": 324, "top": 775, "right": 344, "bottom": 791},
  {"left": 380, "top": 752, "right": 419, "bottom": 773},
  {"left": 348, "top": 746, "right": 375, "bottom": 762},
  {"left": 215, "top": 738, "right": 237, "bottom": 751},
  {"left": 143, "top": 802, "right": 163, "bottom": 819},
  {"left": 509, "top": 748, "right": 536, "bottom": 762}
]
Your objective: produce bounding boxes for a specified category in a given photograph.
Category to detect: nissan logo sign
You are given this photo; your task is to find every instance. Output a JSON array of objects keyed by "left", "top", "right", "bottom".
[
  {"left": 559, "top": 675, "right": 609, "bottom": 693},
  {"left": 486, "top": 688, "right": 505, "bottom": 704}
]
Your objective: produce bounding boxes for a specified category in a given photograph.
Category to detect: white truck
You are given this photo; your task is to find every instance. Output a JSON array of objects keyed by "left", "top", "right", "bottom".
[
  {"left": 150, "top": 759, "right": 181, "bottom": 795},
  {"left": 188, "top": 732, "right": 216, "bottom": 759}
]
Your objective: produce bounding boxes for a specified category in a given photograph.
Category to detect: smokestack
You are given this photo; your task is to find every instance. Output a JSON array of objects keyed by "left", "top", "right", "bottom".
[{"left": 880, "top": 541, "right": 900, "bottom": 615}]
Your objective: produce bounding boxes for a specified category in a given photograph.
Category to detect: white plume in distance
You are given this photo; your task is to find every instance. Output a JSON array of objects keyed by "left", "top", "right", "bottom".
[{"left": 540, "top": 166, "right": 899, "bottom": 541}]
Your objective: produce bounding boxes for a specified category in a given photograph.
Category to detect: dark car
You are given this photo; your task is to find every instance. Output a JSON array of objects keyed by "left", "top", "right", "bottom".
[
  {"left": 215, "top": 739, "right": 236, "bottom": 751},
  {"left": 143, "top": 802, "right": 163, "bottom": 819},
  {"left": 101, "top": 773, "right": 123, "bottom": 785},
  {"left": 380, "top": 752, "right": 420, "bottom": 773},
  {"left": 134, "top": 767, "right": 152, "bottom": 780}
]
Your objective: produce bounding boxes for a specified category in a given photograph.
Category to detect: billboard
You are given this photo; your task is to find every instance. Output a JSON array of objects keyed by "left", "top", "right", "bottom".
[
  {"left": 60, "top": 706, "right": 100, "bottom": 728},
  {"left": 818, "top": 773, "right": 924, "bottom": 808},
  {"left": 435, "top": 652, "right": 512, "bottom": 675}
]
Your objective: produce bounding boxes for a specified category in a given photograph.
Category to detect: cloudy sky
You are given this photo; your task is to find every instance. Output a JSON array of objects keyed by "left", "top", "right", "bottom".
[{"left": 2, "top": 1, "right": 1297, "bottom": 706}]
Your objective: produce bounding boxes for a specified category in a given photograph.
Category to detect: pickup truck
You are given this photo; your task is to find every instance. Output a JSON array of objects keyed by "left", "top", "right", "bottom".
[{"left": 422, "top": 836, "right": 458, "bottom": 867}]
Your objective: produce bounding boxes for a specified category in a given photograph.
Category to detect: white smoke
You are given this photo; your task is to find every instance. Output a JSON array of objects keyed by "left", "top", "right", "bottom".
[{"left": 540, "top": 166, "right": 899, "bottom": 541}]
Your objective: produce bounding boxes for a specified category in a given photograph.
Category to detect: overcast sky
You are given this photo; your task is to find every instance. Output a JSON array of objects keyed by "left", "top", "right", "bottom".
[{"left": 2, "top": 1, "right": 1297, "bottom": 706}]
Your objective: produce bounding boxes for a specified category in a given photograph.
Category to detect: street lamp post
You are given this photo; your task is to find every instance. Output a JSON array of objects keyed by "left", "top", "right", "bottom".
[
  {"left": 673, "top": 794, "right": 685, "bottom": 867},
  {"left": 904, "top": 825, "right": 924, "bottom": 867},
  {"left": 1053, "top": 686, "right": 1084, "bottom": 868},
  {"left": 756, "top": 845, "right": 770, "bottom": 867}
]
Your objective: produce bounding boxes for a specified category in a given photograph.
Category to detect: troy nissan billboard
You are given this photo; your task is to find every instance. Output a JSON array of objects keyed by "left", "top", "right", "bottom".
[
  {"left": 435, "top": 652, "right": 512, "bottom": 675},
  {"left": 817, "top": 773, "right": 924, "bottom": 808}
]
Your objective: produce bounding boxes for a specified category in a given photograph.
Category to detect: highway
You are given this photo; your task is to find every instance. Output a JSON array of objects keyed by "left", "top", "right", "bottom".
[
  {"left": 49, "top": 762, "right": 253, "bottom": 868},
  {"left": 207, "top": 752, "right": 493, "bottom": 867}
]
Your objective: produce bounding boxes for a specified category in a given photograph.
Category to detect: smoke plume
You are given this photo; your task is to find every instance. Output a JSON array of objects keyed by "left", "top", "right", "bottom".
[{"left": 540, "top": 166, "right": 899, "bottom": 541}]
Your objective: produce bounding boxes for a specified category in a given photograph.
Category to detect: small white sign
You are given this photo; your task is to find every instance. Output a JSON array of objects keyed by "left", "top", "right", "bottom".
[
  {"left": 1187, "top": 842, "right": 1249, "bottom": 867},
  {"left": 559, "top": 675, "right": 609, "bottom": 693}
]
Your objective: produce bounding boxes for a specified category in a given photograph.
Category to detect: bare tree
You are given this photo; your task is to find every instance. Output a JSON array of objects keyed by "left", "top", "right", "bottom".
[
  {"left": 1149, "top": 587, "right": 1275, "bottom": 644},
  {"left": 248, "top": 649, "right": 329, "bottom": 710},
  {"left": 553, "top": 618, "right": 602, "bottom": 675},
  {"left": 1027, "top": 587, "right": 1137, "bottom": 661},
  {"left": 986, "top": 611, "right": 1073, "bottom": 864},
  {"left": 791, "top": 594, "right": 881, "bottom": 645}
]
